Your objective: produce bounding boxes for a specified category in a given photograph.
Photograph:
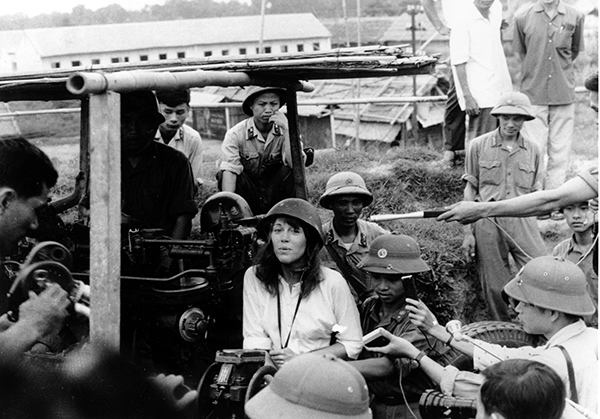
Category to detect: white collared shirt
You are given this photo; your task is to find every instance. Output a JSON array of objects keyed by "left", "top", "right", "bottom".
[
  {"left": 242, "top": 265, "right": 363, "bottom": 359},
  {"left": 155, "top": 124, "right": 203, "bottom": 182},
  {"left": 450, "top": 0, "right": 512, "bottom": 109},
  {"left": 472, "top": 320, "right": 598, "bottom": 413}
]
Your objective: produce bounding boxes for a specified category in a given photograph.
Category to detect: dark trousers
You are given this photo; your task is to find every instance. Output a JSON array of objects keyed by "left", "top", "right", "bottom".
[
  {"left": 443, "top": 76, "right": 466, "bottom": 153},
  {"left": 217, "top": 166, "right": 295, "bottom": 216}
]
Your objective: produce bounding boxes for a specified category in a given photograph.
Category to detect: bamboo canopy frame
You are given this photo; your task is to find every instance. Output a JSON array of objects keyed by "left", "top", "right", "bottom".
[{"left": 0, "top": 45, "right": 438, "bottom": 350}]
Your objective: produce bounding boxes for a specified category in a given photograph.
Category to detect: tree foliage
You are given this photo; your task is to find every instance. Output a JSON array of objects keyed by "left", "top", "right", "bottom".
[{"left": 0, "top": 0, "right": 419, "bottom": 30}]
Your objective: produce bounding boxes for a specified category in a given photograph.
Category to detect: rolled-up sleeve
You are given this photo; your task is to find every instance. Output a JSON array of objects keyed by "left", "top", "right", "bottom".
[
  {"left": 242, "top": 267, "right": 273, "bottom": 350},
  {"left": 472, "top": 340, "right": 538, "bottom": 370},
  {"left": 330, "top": 273, "right": 364, "bottom": 359},
  {"left": 439, "top": 365, "right": 484, "bottom": 399},
  {"left": 462, "top": 139, "right": 481, "bottom": 189},
  {"left": 449, "top": 22, "right": 470, "bottom": 65},
  {"left": 220, "top": 127, "right": 244, "bottom": 175}
]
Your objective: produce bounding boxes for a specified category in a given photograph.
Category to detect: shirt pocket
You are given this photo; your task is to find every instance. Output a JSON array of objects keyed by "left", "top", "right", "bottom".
[
  {"left": 240, "top": 150, "right": 261, "bottom": 174},
  {"left": 515, "top": 163, "right": 536, "bottom": 190},
  {"left": 479, "top": 160, "right": 502, "bottom": 186},
  {"left": 555, "top": 23, "right": 575, "bottom": 51}
]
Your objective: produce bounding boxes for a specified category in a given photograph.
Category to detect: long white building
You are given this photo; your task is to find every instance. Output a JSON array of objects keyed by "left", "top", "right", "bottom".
[{"left": 0, "top": 13, "right": 332, "bottom": 74}]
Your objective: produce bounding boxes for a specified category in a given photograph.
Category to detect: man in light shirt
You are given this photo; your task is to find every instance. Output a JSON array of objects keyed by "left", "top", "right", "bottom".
[
  {"left": 155, "top": 89, "right": 203, "bottom": 188},
  {"left": 450, "top": 0, "right": 511, "bottom": 142}
]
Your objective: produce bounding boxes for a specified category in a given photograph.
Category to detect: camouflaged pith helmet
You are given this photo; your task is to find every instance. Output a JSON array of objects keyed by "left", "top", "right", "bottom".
[
  {"left": 504, "top": 256, "right": 594, "bottom": 316},
  {"left": 319, "top": 172, "right": 374, "bottom": 210},
  {"left": 357, "top": 234, "right": 429, "bottom": 274},
  {"left": 258, "top": 198, "right": 324, "bottom": 248}
]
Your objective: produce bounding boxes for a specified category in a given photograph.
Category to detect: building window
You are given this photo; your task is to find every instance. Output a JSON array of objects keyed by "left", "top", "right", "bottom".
[
  {"left": 124, "top": 57, "right": 129, "bottom": 62},
  {"left": 204, "top": 51, "right": 212, "bottom": 57},
  {"left": 91, "top": 58, "right": 100, "bottom": 65},
  {"left": 71, "top": 60, "right": 81, "bottom": 67},
  {"left": 239, "top": 48, "right": 247, "bottom": 55},
  {"left": 256, "top": 47, "right": 260, "bottom": 54},
  {"left": 140, "top": 55, "right": 148, "bottom": 61},
  {"left": 281, "top": 45, "right": 288, "bottom": 53},
  {"left": 297, "top": 44, "right": 304, "bottom": 52},
  {"left": 159, "top": 53, "right": 167, "bottom": 60},
  {"left": 111, "top": 57, "right": 120, "bottom": 63},
  {"left": 313, "top": 42, "right": 320, "bottom": 51},
  {"left": 264, "top": 46, "right": 271, "bottom": 53},
  {"left": 177, "top": 52, "right": 185, "bottom": 58},
  {"left": 51, "top": 62, "right": 60, "bottom": 69},
  {"left": 222, "top": 49, "right": 229, "bottom": 56}
]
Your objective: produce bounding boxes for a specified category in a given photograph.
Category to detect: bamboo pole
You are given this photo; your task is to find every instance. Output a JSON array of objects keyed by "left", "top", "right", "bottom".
[{"left": 67, "top": 70, "right": 315, "bottom": 96}]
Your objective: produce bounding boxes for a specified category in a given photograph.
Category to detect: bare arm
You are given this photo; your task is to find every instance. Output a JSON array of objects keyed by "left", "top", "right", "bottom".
[
  {"left": 170, "top": 213, "right": 193, "bottom": 240},
  {"left": 311, "top": 342, "right": 350, "bottom": 359},
  {"left": 405, "top": 298, "right": 475, "bottom": 359},
  {"left": 0, "top": 284, "right": 69, "bottom": 357},
  {"left": 438, "top": 176, "right": 597, "bottom": 224},
  {"left": 454, "top": 64, "right": 479, "bottom": 116},
  {"left": 366, "top": 329, "right": 445, "bottom": 386},
  {"left": 221, "top": 171, "right": 237, "bottom": 193},
  {"left": 420, "top": 0, "right": 451, "bottom": 35},
  {"left": 349, "top": 356, "right": 396, "bottom": 381},
  {"left": 462, "top": 183, "right": 477, "bottom": 262}
]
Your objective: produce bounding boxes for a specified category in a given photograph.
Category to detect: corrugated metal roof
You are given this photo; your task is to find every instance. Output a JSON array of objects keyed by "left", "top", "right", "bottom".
[
  {"left": 191, "top": 74, "right": 445, "bottom": 143},
  {"left": 322, "top": 14, "right": 438, "bottom": 47},
  {"left": 1, "top": 14, "right": 331, "bottom": 58}
]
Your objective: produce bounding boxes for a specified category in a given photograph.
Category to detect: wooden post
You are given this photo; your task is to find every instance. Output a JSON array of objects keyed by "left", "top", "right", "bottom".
[
  {"left": 78, "top": 97, "right": 90, "bottom": 223},
  {"left": 89, "top": 92, "right": 121, "bottom": 351},
  {"left": 329, "top": 111, "right": 337, "bottom": 148},
  {"left": 285, "top": 89, "right": 307, "bottom": 200}
]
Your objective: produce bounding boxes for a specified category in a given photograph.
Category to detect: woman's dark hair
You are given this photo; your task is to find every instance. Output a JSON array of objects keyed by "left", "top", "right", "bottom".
[{"left": 254, "top": 215, "right": 322, "bottom": 299}]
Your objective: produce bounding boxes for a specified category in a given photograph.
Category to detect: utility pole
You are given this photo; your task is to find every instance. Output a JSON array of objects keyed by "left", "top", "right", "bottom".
[
  {"left": 354, "top": 0, "right": 361, "bottom": 151},
  {"left": 259, "top": 0, "right": 267, "bottom": 54},
  {"left": 406, "top": 3, "right": 424, "bottom": 144}
]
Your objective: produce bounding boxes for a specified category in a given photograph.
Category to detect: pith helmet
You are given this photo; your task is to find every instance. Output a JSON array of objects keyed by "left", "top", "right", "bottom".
[
  {"left": 319, "top": 172, "right": 374, "bottom": 210},
  {"left": 490, "top": 91, "right": 535, "bottom": 121},
  {"left": 258, "top": 198, "right": 324, "bottom": 248},
  {"left": 357, "top": 234, "right": 429, "bottom": 274},
  {"left": 121, "top": 90, "right": 165, "bottom": 125},
  {"left": 504, "top": 256, "right": 594, "bottom": 316},
  {"left": 245, "top": 353, "right": 371, "bottom": 419},
  {"left": 242, "top": 86, "right": 287, "bottom": 117}
]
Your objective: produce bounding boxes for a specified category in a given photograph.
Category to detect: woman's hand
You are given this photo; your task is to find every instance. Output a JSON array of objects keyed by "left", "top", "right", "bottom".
[
  {"left": 363, "top": 328, "right": 419, "bottom": 358},
  {"left": 406, "top": 298, "right": 440, "bottom": 334},
  {"left": 269, "top": 348, "right": 298, "bottom": 368}
]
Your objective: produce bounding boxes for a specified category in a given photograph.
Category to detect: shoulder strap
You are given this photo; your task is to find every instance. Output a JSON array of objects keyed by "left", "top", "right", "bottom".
[
  {"left": 556, "top": 345, "right": 579, "bottom": 404},
  {"left": 324, "top": 245, "right": 367, "bottom": 298}
]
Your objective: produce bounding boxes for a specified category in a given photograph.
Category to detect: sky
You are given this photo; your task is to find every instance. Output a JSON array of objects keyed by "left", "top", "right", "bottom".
[{"left": 0, "top": 0, "right": 250, "bottom": 17}]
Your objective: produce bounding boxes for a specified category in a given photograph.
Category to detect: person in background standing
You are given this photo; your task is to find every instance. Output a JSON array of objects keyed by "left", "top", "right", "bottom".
[
  {"left": 514, "top": 0, "right": 585, "bottom": 210},
  {"left": 450, "top": 0, "right": 511, "bottom": 143},
  {"left": 461, "top": 91, "right": 546, "bottom": 321},
  {"left": 421, "top": 0, "right": 465, "bottom": 168},
  {"left": 155, "top": 89, "right": 204, "bottom": 189}
]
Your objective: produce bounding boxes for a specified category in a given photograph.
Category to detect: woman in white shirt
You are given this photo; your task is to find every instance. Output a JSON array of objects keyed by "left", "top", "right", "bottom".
[{"left": 243, "top": 198, "right": 363, "bottom": 368}]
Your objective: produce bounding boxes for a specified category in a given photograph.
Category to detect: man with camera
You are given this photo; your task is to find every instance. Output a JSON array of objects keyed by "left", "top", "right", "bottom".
[{"left": 0, "top": 138, "right": 70, "bottom": 357}]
